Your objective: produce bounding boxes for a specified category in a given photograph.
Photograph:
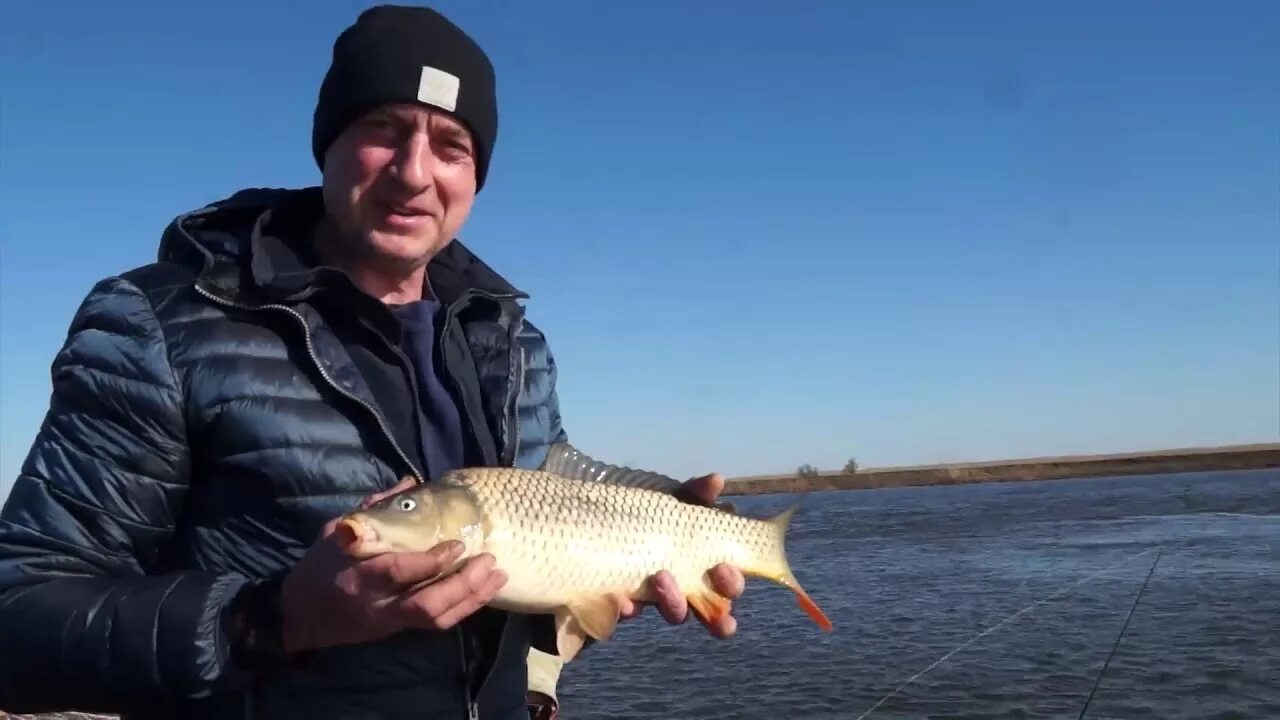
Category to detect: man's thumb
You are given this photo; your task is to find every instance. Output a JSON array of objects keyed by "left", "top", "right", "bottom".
[{"left": 676, "top": 472, "right": 725, "bottom": 506}]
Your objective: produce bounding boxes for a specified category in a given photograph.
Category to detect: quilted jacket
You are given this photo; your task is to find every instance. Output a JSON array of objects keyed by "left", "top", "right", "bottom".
[{"left": 0, "top": 186, "right": 570, "bottom": 720}]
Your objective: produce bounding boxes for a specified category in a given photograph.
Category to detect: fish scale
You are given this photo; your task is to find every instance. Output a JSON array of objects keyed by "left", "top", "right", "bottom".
[
  {"left": 478, "top": 469, "right": 737, "bottom": 600},
  {"left": 337, "top": 465, "right": 833, "bottom": 659}
]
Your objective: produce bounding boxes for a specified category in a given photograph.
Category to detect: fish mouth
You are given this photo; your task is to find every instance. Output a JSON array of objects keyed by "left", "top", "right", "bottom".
[{"left": 335, "top": 517, "right": 379, "bottom": 556}]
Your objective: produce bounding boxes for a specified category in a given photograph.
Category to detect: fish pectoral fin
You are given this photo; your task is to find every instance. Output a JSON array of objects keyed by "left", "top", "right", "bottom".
[
  {"left": 552, "top": 595, "right": 622, "bottom": 662},
  {"left": 553, "top": 608, "right": 589, "bottom": 662},
  {"left": 566, "top": 594, "right": 623, "bottom": 642},
  {"left": 686, "top": 591, "right": 733, "bottom": 627}
]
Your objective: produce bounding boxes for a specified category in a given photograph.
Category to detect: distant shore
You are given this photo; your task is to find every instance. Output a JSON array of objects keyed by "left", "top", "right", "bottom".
[{"left": 719, "top": 442, "right": 1280, "bottom": 496}]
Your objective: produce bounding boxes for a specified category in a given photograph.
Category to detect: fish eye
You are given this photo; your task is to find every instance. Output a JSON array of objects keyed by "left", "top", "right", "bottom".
[{"left": 398, "top": 498, "right": 416, "bottom": 512}]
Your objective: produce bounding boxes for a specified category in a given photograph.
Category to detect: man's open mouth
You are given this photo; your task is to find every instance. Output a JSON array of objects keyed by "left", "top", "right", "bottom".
[{"left": 382, "top": 202, "right": 429, "bottom": 218}]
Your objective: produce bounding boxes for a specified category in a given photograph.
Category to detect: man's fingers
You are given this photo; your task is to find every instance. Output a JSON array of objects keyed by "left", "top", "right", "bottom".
[
  {"left": 430, "top": 567, "right": 509, "bottom": 629},
  {"left": 648, "top": 570, "right": 688, "bottom": 625},
  {"left": 397, "top": 554, "right": 505, "bottom": 629},
  {"left": 618, "top": 596, "right": 646, "bottom": 620},
  {"left": 674, "top": 472, "right": 725, "bottom": 507},
  {"left": 645, "top": 564, "right": 742, "bottom": 636},
  {"left": 705, "top": 612, "right": 738, "bottom": 639},
  {"left": 708, "top": 563, "right": 745, "bottom": 600},
  {"left": 378, "top": 541, "right": 465, "bottom": 588},
  {"left": 701, "top": 565, "right": 743, "bottom": 638}
]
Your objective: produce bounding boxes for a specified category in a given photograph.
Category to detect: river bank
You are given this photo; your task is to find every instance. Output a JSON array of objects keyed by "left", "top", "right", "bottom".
[{"left": 720, "top": 442, "right": 1280, "bottom": 495}]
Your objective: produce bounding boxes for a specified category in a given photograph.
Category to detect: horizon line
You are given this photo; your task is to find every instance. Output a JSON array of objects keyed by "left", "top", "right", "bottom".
[{"left": 725, "top": 441, "right": 1280, "bottom": 482}]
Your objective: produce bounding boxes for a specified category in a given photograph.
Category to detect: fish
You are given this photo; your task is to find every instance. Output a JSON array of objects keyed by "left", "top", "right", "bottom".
[{"left": 334, "top": 465, "right": 832, "bottom": 660}]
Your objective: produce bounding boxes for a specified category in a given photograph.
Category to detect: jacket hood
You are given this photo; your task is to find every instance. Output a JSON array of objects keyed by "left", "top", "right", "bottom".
[{"left": 157, "top": 186, "right": 525, "bottom": 305}]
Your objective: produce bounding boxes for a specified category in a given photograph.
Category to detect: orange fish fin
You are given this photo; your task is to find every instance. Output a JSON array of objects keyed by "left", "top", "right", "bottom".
[
  {"left": 782, "top": 576, "right": 833, "bottom": 632},
  {"left": 687, "top": 591, "right": 733, "bottom": 626},
  {"left": 755, "top": 500, "right": 835, "bottom": 632}
]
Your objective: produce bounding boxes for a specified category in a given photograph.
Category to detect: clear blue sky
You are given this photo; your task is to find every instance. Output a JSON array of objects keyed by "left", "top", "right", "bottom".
[{"left": 2, "top": 1, "right": 1278, "bottom": 499}]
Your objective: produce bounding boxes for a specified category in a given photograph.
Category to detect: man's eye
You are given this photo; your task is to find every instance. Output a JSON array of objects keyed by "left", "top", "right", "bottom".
[{"left": 442, "top": 139, "right": 472, "bottom": 156}]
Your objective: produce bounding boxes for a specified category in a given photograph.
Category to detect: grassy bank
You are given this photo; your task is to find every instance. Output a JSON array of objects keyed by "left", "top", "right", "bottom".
[{"left": 720, "top": 442, "right": 1280, "bottom": 496}]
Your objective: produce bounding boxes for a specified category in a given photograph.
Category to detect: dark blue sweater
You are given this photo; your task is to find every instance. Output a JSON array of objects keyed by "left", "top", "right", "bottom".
[{"left": 392, "top": 298, "right": 467, "bottom": 482}]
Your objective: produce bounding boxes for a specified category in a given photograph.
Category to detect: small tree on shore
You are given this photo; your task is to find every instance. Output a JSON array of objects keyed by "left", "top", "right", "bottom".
[
  {"left": 843, "top": 457, "right": 859, "bottom": 474},
  {"left": 797, "top": 463, "right": 819, "bottom": 478}
]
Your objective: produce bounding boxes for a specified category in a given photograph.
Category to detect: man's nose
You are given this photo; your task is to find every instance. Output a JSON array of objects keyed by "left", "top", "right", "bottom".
[{"left": 390, "top": 131, "right": 434, "bottom": 191}]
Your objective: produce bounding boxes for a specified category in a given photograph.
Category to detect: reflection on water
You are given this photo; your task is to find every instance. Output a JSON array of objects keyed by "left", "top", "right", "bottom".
[{"left": 555, "top": 469, "right": 1280, "bottom": 719}]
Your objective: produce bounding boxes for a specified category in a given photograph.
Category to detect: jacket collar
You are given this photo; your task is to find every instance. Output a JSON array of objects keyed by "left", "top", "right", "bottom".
[{"left": 161, "top": 186, "right": 526, "bottom": 306}]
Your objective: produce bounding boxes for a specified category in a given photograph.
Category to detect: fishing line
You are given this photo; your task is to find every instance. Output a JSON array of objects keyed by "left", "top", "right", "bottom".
[
  {"left": 854, "top": 545, "right": 1162, "bottom": 720},
  {"left": 1076, "top": 548, "right": 1163, "bottom": 719}
]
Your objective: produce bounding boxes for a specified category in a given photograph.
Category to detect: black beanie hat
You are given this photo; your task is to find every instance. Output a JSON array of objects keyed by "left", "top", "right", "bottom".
[{"left": 312, "top": 5, "right": 498, "bottom": 190}]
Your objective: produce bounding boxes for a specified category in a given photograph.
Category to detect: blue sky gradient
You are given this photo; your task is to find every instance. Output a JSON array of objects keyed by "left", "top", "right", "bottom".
[{"left": 2, "top": 1, "right": 1278, "bottom": 498}]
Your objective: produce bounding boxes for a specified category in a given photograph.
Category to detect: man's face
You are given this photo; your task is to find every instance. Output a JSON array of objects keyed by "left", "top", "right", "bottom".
[{"left": 320, "top": 103, "right": 478, "bottom": 271}]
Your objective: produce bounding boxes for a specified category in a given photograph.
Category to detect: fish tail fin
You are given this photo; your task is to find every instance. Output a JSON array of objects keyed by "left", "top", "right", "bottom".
[{"left": 752, "top": 501, "right": 834, "bottom": 632}]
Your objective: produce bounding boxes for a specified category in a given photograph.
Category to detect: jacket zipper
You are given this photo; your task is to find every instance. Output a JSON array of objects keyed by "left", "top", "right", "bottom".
[
  {"left": 193, "top": 284, "right": 424, "bottom": 484},
  {"left": 196, "top": 282, "right": 512, "bottom": 718},
  {"left": 440, "top": 286, "right": 519, "bottom": 717},
  {"left": 508, "top": 342, "right": 526, "bottom": 466},
  {"left": 499, "top": 312, "right": 527, "bottom": 467},
  {"left": 438, "top": 288, "right": 524, "bottom": 467},
  {"left": 198, "top": 282, "right": 530, "bottom": 718},
  {"left": 365, "top": 304, "right": 481, "bottom": 720},
  {"left": 468, "top": 315, "right": 523, "bottom": 716},
  {"left": 436, "top": 289, "right": 524, "bottom": 718},
  {"left": 460, "top": 630, "right": 480, "bottom": 720},
  {"left": 437, "top": 292, "right": 488, "bottom": 467}
]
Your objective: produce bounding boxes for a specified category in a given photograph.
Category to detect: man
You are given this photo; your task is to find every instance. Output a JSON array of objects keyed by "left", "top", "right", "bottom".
[{"left": 0, "top": 5, "right": 744, "bottom": 720}]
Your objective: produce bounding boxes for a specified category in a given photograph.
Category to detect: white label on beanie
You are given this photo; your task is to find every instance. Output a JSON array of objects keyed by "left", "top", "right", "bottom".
[{"left": 417, "top": 66, "right": 460, "bottom": 112}]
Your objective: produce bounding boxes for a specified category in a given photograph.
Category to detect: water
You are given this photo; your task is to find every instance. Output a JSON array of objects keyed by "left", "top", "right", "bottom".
[{"left": 554, "top": 469, "right": 1280, "bottom": 719}]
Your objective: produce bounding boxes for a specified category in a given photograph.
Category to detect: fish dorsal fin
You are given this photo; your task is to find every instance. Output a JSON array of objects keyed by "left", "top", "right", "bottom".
[
  {"left": 540, "top": 443, "right": 684, "bottom": 492},
  {"left": 554, "top": 594, "right": 623, "bottom": 661},
  {"left": 539, "top": 443, "right": 740, "bottom": 515}
]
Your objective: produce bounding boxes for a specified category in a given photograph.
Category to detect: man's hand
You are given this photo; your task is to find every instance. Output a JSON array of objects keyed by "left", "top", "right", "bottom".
[
  {"left": 617, "top": 472, "right": 746, "bottom": 639},
  {"left": 279, "top": 476, "right": 508, "bottom": 653}
]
